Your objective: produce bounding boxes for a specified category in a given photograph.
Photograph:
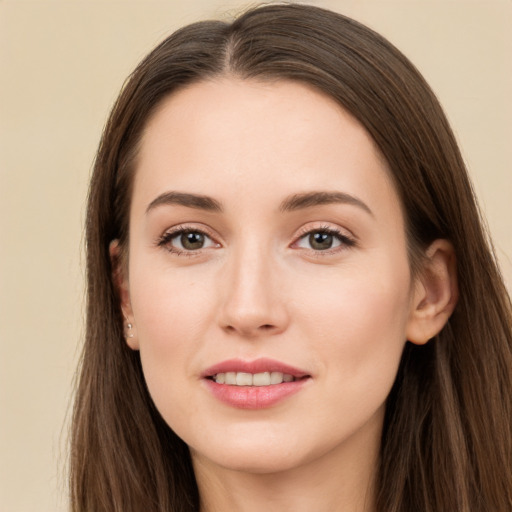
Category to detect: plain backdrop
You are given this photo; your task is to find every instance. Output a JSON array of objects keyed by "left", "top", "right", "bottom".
[{"left": 1, "top": 1, "right": 510, "bottom": 510}]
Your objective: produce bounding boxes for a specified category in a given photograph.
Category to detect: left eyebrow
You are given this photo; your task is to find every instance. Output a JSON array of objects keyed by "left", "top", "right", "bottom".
[
  {"left": 145, "top": 191, "right": 223, "bottom": 214},
  {"left": 279, "top": 191, "right": 373, "bottom": 216}
]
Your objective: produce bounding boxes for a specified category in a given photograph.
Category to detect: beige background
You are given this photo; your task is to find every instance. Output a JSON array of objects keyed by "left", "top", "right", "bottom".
[{"left": 1, "top": 1, "right": 510, "bottom": 510}]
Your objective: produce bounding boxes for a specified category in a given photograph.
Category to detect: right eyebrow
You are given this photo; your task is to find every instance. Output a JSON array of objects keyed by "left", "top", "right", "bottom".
[
  {"left": 145, "top": 191, "right": 223, "bottom": 214},
  {"left": 279, "top": 191, "right": 373, "bottom": 217}
]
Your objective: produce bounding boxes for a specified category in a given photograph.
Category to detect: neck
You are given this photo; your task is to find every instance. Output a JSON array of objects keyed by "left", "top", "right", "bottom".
[{"left": 192, "top": 410, "right": 382, "bottom": 512}]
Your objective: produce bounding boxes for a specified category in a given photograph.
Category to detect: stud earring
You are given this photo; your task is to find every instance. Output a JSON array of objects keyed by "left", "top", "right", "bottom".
[{"left": 125, "top": 322, "right": 134, "bottom": 338}]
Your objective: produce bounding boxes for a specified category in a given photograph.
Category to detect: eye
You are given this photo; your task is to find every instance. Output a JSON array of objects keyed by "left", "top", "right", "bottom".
[
  {"left": 157, "top": 227, "right": 218, "bottom": 254},
  {"left": 294, "top": 228, "right": 355, "bottom": 252}
]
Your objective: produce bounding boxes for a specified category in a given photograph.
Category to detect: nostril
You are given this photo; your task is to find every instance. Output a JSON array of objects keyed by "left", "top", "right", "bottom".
[{"left": 222, "top": 323, "right": 278, "bottom": 335}]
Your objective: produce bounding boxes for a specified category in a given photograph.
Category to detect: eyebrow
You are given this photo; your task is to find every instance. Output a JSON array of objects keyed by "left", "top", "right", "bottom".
[
  {"left": 145, "top": 190, "right": 373, "bottom": 216},
  {"left": 146, "top": 191, "right": 223, "bottom": 214},
  {"left": 279, "top": 191, "right": 373, "bottom": 216}
]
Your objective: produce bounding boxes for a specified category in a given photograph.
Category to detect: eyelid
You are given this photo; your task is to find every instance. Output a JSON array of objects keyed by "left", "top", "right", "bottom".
[
  {"left": 291, "top": 223, "right": 357, "bottom": 253},
  {"left": 294, "top": 222, "right": 355, "bottom": 239},
  {"left": 156, "top": 223, "right": 221, "bottom": 254}
]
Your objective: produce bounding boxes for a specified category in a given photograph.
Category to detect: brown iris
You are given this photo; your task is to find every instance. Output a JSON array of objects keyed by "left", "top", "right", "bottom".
[
  {"left": 309, "top": 232, "right": 334, "bottom": 250},
  {"left": 181, "top": 231, "right": 205, "bottom": 250}
]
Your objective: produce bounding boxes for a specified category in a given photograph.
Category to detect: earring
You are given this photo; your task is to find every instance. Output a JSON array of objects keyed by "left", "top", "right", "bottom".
[{"left": 125, "top": 322, "right": 134, "bottom": 338}]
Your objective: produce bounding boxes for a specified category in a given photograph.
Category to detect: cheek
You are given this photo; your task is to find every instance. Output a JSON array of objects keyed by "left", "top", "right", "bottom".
[
  {"left": 296, "top": 257, "right": 411, "bottom": 395},
  {"left": 128, "top": 264, "right": 217, "bottom": 395},
  {"left": 290, "top": 276, "right": 409, "bottom": 446},
  {"left": 130, "top": 258, "right": 215, "bottom": 334}
]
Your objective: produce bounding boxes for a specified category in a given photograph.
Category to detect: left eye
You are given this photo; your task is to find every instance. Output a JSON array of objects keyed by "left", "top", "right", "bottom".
[
  {"left": 164, "top": 230, "right": 217, "bottom": 251},
  {"left": 295, "top": 230, "right": 348, "bottom": 251}
]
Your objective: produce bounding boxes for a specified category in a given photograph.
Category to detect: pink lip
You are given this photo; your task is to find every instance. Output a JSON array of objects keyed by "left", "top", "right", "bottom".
[
  {"left": 201, "top": 358, "right": 309, "bottom": 379},
  {"left": 201, "top": 358, "right": 311, "bottom": 410}
]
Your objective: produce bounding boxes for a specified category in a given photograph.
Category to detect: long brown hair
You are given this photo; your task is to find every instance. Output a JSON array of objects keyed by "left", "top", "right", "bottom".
[{"left": 71, "top": 4, "right": 512, "bottom": 511}]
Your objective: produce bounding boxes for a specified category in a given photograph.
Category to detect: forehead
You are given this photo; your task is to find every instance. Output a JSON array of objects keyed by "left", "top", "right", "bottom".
[
  {"left": 138, "top": 77, "right": 381, "bottom": 165},
  {"left": 132, "top": 77, "right": 401, "bottom": 222}
]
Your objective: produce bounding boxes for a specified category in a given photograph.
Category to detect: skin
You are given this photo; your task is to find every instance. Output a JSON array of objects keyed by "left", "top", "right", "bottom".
[{"left": 113, "top": 78, "right": 457, "bottom": 512}]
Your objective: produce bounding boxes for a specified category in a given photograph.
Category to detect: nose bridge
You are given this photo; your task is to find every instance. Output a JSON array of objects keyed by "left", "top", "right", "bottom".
[{"left": 219, "top": 234, "right": 287, "bottom": 336}]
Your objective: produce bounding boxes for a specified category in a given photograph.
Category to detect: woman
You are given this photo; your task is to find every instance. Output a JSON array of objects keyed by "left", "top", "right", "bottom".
[{"left": 70, "top": 3, "right": 512, "bottom": 511}]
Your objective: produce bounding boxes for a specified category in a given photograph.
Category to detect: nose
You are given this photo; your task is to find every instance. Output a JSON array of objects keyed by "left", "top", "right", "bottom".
[{"left": 218, "top": 242, "right": 289, "bottom": 338}]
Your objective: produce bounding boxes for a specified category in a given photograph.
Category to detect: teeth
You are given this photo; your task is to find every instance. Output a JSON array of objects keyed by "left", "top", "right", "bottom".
[
  {"left": 225, "top": 372, "right": 236, "bottom": 385},
  {"left": 236, "top": 372, "right": 253, "bottom": 386},
  {"left": 270, "top": 372, "right": 284, "bottom": 384},
  {"left": 213, "top": 371, "right": 296, "bottom": 386},
  {"left": 253, "top": 372, "right": 270, "bottom": 386}
]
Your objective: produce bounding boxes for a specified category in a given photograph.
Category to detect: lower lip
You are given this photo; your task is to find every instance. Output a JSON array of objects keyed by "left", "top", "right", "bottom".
[{"left": 203, "top": 378, "right": 309, "bottom": 409}]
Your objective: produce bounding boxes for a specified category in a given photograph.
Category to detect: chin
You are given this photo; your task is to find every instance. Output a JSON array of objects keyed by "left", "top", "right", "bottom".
[
  {"left": 193, "top": 443, "right": 307, "bottom": 475},
  {"left": 186, "top": 420, "right": 346, "bottom": 477},
  {"left": 184, "top": 405, "right": 386, "bottom": 478}
]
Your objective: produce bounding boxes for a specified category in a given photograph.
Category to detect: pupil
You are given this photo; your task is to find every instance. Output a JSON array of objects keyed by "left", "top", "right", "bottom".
[
  {"left": 309, "top": 232, "right": 332, "bottom": 250},
  {"left": 181, "top": 232, "right": 204, "bottom": 250}
]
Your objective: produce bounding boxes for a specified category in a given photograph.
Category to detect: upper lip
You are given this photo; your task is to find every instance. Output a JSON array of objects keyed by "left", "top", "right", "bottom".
[{"left": 201, "top": 358, "right": 310, "bottom": 379}]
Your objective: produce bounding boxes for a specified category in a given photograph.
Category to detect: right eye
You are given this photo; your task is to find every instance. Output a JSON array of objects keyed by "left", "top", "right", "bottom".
[
  {"left": 296, "top": 230, "right": 343, "bottom": 251},
  {"left": 292, "top": 226, "right": 356, "bottom": 254},
  {"left": 158, "top": 228, "right": 219, "bottom": 254}
]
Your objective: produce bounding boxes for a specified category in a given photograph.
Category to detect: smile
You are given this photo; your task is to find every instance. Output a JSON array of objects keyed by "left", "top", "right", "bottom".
[
  {"left": 202, "top": 358, "right": 311, "bottom": 409},
  {"left": 211, "top": 371, "right": 296, "bottom": 386}
]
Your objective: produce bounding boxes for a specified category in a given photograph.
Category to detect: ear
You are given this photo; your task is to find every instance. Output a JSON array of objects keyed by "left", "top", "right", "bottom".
[
  {"left": 406, "top": 239, "right": 458, "bottom": 345},
  {"left": 109, "top": 240, "right": 139, "bottom": 350}
]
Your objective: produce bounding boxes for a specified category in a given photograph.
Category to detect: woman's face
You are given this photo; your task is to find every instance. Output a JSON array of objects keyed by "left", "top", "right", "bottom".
[{"left": 120, "top": 78, "right": 420, "bottom": 475}]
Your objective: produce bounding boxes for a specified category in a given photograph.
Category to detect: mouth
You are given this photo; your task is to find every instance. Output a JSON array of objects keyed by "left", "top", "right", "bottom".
[
  {"left": 202, "top": 357, "right": 310, "bottom": 383},
  {"left": 201, "top": 358, "right": 311, "bottom": 409},
  {"left": 208, "top": 371, "right": 305, "bottom": 386}
]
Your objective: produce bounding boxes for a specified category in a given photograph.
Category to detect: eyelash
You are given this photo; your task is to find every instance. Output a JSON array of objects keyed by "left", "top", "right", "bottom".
[
  {"left": 293, "top": 225, "right": 357, "bottom": 255},
  {"left": 156, "top": 224, "right": 218, "bottom": 256},
  {"left": 156, "top": 224, "right": 357, "bottom": 256}
]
